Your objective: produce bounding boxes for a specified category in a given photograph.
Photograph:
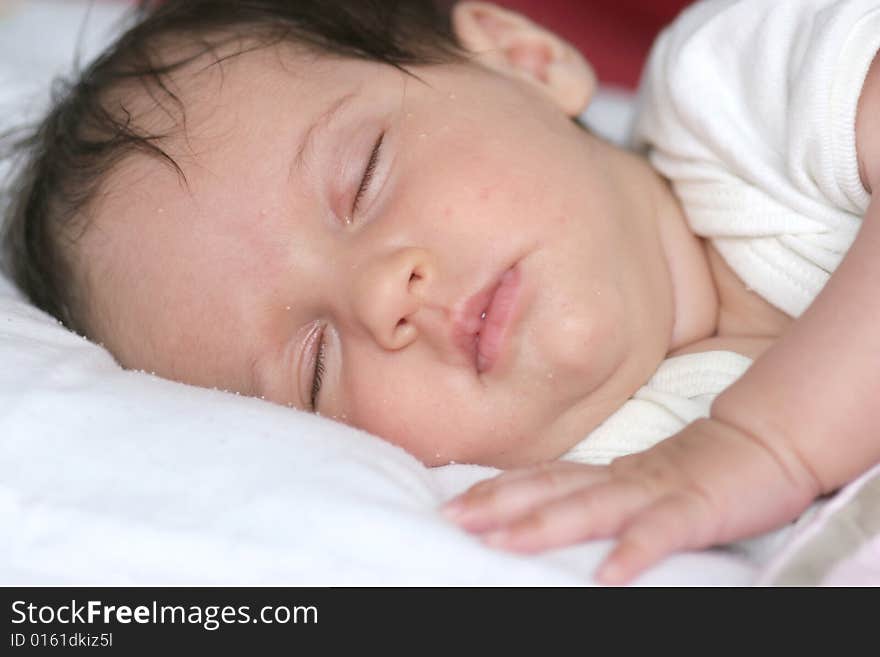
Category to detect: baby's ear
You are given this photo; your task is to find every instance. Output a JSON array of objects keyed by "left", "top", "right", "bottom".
[{"left": 452, "top": 1, "right": 596, "bottom": 116}]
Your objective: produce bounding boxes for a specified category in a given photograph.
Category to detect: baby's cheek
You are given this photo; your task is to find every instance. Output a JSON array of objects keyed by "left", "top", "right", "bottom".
[
  {"left": 528, "top": 287, "right": 625, "bottom": 393},
  {"left": 340, "top": 371, "right": 482, "bottom": 465},
  {"left": 343, "top": 373, "right": 436, "bottom": 451}
]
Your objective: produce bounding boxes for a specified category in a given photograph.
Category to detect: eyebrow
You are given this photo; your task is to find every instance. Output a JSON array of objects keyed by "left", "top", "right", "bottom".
[{"left": 290, "top": 91, "right": 359, "bottom": 180}]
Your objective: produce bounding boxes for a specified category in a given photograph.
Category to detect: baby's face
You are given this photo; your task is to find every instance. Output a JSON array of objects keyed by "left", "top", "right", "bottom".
[{"left": 84, "top": 43, "right": 673, "bottom": 467}]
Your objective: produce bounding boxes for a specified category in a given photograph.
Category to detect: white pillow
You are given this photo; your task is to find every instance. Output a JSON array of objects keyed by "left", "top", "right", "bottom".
[{"left": 0, "top": 0, "right": 757, "bottom": 585}]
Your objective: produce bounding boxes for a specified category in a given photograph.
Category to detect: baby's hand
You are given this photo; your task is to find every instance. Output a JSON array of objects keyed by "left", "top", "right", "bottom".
[{"left": 442, "top": 417, "right": 818, "bottom": 585}]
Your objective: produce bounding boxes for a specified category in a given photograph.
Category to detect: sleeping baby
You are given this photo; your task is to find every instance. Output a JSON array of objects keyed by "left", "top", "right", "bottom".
[{"left": 2, "top": 0, "right": 879, "bottom": 584}]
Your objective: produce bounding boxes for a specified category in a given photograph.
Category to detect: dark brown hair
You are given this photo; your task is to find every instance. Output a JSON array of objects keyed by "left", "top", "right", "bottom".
[{"left": 0, "top": 0, "right": 461, "bottom": 336}]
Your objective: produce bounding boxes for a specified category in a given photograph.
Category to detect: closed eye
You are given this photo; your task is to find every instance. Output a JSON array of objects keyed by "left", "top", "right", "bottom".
[{"left": 352, "top": 132, "right": 384, "bottom": 216}]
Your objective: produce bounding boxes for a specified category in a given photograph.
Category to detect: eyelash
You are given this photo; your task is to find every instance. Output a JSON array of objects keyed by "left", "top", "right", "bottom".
[
  {"left": 351, "top": 133, "right": 384, "bottom": 216},
  {"left": 310, "top": 133, "right": 385, "bottom": 411},
  {"left": 310, "top": 329, "right": 326, "bottom": 412}
]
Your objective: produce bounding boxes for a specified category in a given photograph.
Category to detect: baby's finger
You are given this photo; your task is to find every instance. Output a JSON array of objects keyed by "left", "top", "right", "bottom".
[
  {"left": 479, "top": 480, "right": 650, "bottom": 552},
  {"left": 457, "top": 460, "right": 603, "bottom": 497},
  {"left": 442, "top": 462, "right": 610, "bottom": 532},
  {"left": 595, "top": 491, "right": 719, "bottom": 586}
]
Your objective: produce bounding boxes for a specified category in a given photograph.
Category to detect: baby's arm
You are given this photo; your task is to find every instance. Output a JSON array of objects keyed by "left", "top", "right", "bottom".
[
  {"left": 716, "top": 47, "right": 880, "bottom": 496},
  {"left": 442, "top": 54, "right": 880, "bottom": 586}
]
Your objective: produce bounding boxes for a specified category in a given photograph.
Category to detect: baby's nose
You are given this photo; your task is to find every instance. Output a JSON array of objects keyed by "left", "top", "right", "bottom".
[{"left": 352, "top": 247, "right": 435, "bottom": 350}]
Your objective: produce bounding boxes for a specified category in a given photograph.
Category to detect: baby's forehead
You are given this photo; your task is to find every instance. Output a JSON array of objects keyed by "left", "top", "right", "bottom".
[
  {"left": 103, "top": 35, "right": 327, "bottom": 147},
  {"left": 87, "top": 41, "right": 354, "bottom": 235},
  {"left": 91, "top": 40, "right": 317, "bottom": 194}
]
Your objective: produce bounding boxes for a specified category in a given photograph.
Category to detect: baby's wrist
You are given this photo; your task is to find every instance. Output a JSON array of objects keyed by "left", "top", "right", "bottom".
[{"left": 709, "top": 394, "right": 824, "bottom": 503}]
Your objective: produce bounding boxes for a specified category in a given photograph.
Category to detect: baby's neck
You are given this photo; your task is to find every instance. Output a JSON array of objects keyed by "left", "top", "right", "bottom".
[
  {"left": 650, "top": 169, "right": 792, "bottom": 346},
  {"left": 647, "top": 171, "right": 719, "bottom": 350},
  {"left": 702, "top": 242, "right": 793, "bottom": 339}
]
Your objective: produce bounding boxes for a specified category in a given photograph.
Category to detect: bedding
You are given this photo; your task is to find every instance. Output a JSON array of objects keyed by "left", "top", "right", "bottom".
[
  {"left": 1, "top": 0, "right": 875, "bottom": 587},
  {"left": 757, "top": 462, "right": 880, "bottom": 586}
]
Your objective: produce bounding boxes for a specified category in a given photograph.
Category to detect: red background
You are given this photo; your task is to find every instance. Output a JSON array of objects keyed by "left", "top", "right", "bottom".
[{"left": 489, "top": 0, "right": 694, "bottom": 88}]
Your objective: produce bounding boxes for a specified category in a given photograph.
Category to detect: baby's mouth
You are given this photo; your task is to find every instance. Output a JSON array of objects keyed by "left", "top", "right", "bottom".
[
  {"left": 452, "top": 264, "right": 522, "bottom": 374},
  {"left": 471, "top": 310, "right": 488, "bottom": 364},
  {"left": 474, "top": 267, "right": 521, "bottom": 373}
]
